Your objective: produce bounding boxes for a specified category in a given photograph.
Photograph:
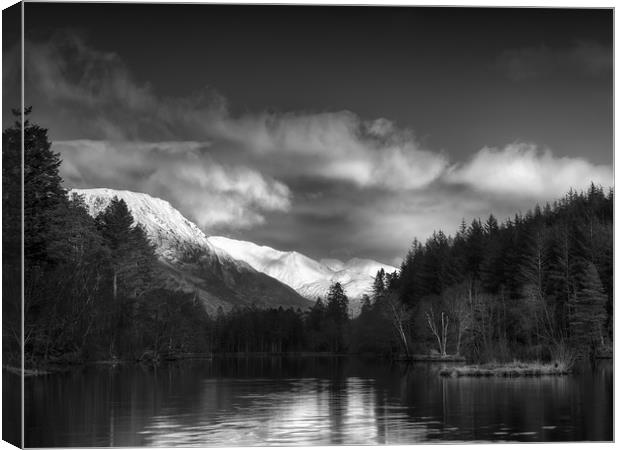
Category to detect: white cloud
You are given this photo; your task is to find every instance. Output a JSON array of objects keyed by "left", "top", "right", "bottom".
[
  {"left": 27, "top": 35, "right": 448, "bottom": 192},
  {"left": 54, "top": 140, "right": 291, "bottom": 230},
  {"left": 217, "top": 111, "right": 449, "bottom": 190},
  {"left": 23, "top": 34, "right": 613, "bottom": 259},
  {"left": 445, "top": 143, "right": 613, "bottom": 198}
]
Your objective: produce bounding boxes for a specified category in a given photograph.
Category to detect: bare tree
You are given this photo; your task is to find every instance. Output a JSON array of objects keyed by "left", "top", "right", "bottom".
[
  {"left": 426, "top": 306, "right": 449, "bottom": 356},
  {"left": 384, "top": 293, "right": 412, "bottom": 357},
  {"left": 442, "top": 283, "right": 473, "bottom": 355}
]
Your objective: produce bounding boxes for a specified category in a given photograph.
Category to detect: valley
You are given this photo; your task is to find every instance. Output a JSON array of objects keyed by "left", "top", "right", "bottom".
[{"left": 72, "top": 188, "right": 396, "bottom": 315}]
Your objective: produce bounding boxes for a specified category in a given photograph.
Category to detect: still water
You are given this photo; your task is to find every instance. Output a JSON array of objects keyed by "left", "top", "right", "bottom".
[{"left": 23, "top": 356, "right": 612, "bottom": 446}]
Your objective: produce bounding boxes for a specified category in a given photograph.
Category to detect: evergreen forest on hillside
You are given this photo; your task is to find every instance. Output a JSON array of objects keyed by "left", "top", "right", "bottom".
[{"left": 3, "top": 112, "right": 613, "bottom": 369}]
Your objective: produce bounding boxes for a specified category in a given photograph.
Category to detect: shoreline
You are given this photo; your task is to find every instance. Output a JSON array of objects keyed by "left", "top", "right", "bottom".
[
  {"left": 439, "top": 361, "right": 572, "bottom": 378},
  {"left": 395, "top": 354, "right": 466, "bottom": 363},
  {"left": 3, "top": 365, "right": 54, "bottom": 377},
  {"left": 4, "top": 352, "right": 356, "bottom": 376}
]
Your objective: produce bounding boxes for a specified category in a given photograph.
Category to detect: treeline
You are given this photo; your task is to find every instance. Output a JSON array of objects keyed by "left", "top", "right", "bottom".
[
  {"left": 364, "top": 185, "right": 613, "bottom": 363},
  {"left": 4, "top": 111, "right": 210, "bottom": 367},
  {"left": 4, "top": 111, "right": 357, "bottom": 367},
  {"left": 3, "top": 112, "right": 613, "bottom": 368},
  {"left": 208, "top": 282, "right": 349, "bottom": 353}
]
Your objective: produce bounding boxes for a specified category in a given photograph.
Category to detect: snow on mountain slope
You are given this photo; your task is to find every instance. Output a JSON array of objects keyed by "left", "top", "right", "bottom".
[
  {"left": 71, "top": 187, "right": 396, "bottom": 316},
  {"left": 72, "top": 188, "right": 217, "bottom": 262},
  {"left": 70, "top": 188, "right": 311, "bottom": 314},
  {"left": 320, "top": 259, "right": 345, "bottom": 272},
  {"left": 340, "top": 258, "right": 396, "bottom": 279},
  {"left": 208, "top": 236, "right": 398, "bottom": 312},
  {"left": 208, "top": 237, "right": 332, "bottom": 289}
]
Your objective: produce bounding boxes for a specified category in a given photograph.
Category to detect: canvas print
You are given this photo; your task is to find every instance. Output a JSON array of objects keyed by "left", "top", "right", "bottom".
[{"left": 2, "top": 3, "right": 614, "bottom": 447}]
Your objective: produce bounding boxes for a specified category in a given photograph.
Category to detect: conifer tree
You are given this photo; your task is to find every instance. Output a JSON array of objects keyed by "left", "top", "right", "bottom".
[
  {"left": 308, "top": 297, "right": 326, "bottom": 329},
  {"left": 8, "top": 109, "right": 74, "bottom": 363},
  {"left": 325, "top": 282, "right": 349, "bottom": 352},
  {"left": 372, "top": 269, "right": 386, "bottom": 299},
  {"left": 20, "top": 108, "right": 67, "bottom": 265},
  {"left": 360, "top": 294, "right": 372, "bottom": 314},
  {"left": 95, "top": 197, "right": 155, "bottom": 300},
  {"left": 326, "top": 282, "right": 349, "bottom": 324},
  {"left": 2, "top": 109, "right": 25, "bottom": 364},
  {"left": 569, "top": 262, "right": 608, "bottom": 356},
  {"left": 95, "top": 197, "right": 157, "bottom": 357}
]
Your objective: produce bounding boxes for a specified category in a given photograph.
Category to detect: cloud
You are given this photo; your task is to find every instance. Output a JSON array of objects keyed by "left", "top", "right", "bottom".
[
  {"left": 54, "top": 140, "right": 291, "bottom": 230},
  {"left": 20, "top": 33, "right": 614, "bottom": 264},
  {"left": 444, "top": 143, "right": 613, "bottom": 198},
  {"left": 496, "top": 40, "right": 612, "bottom": 81},
  {"left": 23, "top": 33, "right": 229, "bottom": 141},
  {"left": 25, "top": 33, "right": 448, "bottom": 192},
  {"left": 220, "top": 111, "right": 449, "bottom": 190}
]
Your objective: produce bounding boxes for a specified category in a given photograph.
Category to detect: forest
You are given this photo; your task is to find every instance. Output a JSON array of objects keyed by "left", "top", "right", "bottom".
[
  {"left": 3, "top": 111, "right": 613, "bottom": 369},
  {"left": 367, "top": 183, "right": 613, "bottom": 363}
]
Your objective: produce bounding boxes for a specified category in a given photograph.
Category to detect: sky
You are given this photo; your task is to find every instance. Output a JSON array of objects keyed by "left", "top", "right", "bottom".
[{"left": 3, "top": 4, "right": 613, "bottom": 265}]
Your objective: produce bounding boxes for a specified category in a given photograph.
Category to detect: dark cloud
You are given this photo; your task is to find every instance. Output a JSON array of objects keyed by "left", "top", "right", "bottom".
[
  {"left": 495, "top": 40, "right": 612, "bottom": 81},
  {"left": 27, "top": 34, "right": 449, "bottom": 190},
  {"left": 20, "top": 32, "right": 614, "bottom": 264}
]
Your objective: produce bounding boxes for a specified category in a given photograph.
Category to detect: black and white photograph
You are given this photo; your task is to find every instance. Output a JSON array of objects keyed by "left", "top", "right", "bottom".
[{"left": 1, "top": 2, "right": 614, "bottom": 447}]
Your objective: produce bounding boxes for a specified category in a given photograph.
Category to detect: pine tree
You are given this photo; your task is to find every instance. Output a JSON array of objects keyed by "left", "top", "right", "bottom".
[
  {"left": 326, "top": 282, "right": 349, "bottom": 324},
  {"left": 2, "top": 109, "right": 25, "bottom": 364},
  {"left": 465, "top": 218, "right": 485, "bottom": 281},
  {"left": 484, "top": 214, "right": 499, "bottom": 235},
  {"left": 20, "top": 108, "right": 67, "bottom": 265},
  {"left": 95, "top": 197, "right": 155, "bottom": 300},
  {"left": 8, "top": 110, "right": 75, "bottom": 364},
  {"left": 372, "top": 269, "right": 386, "bottom": 300},
  {"left": 569, "top": 262, "right": 608, "bottom": 356},
  {"left": 127, "top": 224, "right": 157, "bottom": 298},
  {"left": 360, "top": 294, "right": 372, "bottom": 315},
  {"left": 3, "top": 109, "right": 23, "bottom": 262},
  {"left": 399, "top": 239, "right": 423, "bottom": 306},
  {"left": 32, "top": 195, "right": 111, "bottom": 361},
  {"left": 95, "top": 197, "right": 156, "bottom": 357},
  {"left": 325, "top": 282, "right": 349, "bottom": 352},
  {"left": 308, "top": 297, "right": 326, "bottom": 330}
]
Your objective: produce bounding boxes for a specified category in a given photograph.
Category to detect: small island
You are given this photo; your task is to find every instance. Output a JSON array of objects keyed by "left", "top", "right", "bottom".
[{"left": 439, "top": 360, "right": 572, "bottom": 377}]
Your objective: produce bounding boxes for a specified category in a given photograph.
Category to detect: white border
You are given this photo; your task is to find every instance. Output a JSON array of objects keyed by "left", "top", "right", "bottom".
[{"left": 0, "top": 1, "right": 616, "bottom": 450}]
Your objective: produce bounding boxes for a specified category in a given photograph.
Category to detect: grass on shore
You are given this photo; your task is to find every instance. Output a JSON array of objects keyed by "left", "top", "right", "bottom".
[
  {"left": 439, "top": 360, "right": 572, "bottom": 378},
  {"left": 3, "top": 365, "right": 53, "bottom": 377}
]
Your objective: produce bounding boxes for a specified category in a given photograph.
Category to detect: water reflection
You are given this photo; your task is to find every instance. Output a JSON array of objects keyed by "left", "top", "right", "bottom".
[
  {"left": 24, "top": 357, "right": 612, "bottom": 446},
  {"left": 3, "top": 371, "right": 21, "bottom": 446}
]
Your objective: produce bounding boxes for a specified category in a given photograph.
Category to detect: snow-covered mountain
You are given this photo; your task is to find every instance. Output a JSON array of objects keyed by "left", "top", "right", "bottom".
[
  {"left": 208, "top": 236, "right": 398, "bottom": 314},
  {"left": 71, "top": 188, "right": 397, "bottom": 316},
  {"left": 70, "top": 188, "right": 311, "bottom": 314},
  {"left": 72, "top": 188, "right": 216, "bottom": 262}
]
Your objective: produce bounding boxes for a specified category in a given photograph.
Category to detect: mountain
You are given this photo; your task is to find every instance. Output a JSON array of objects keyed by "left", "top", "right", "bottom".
[
  {"left": 71, "top": 188, "right": 397, "bottom": 317},
  {"left": 71, "top": 188, "right": 312, "bottom": 315},
  {"left": 72, "top": 188, "right": 215, "bottom": 261},
  {"left": 207, "top": 236, "right": 398, "bottom": 315},
  {"left": 320, "top": 259, "right": 345, "bottom": 271}
]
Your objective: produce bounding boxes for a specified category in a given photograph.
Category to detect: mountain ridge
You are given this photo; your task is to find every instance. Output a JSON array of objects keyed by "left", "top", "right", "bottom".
[
  {"left": 207, "top": 235, "right": 398, "bottom": 310},
  {"left": 71, "top": 188, "right": 397, "bottom": 316},
  {"left": 71, "top": 188, "right": 311, "bottom": 314}
]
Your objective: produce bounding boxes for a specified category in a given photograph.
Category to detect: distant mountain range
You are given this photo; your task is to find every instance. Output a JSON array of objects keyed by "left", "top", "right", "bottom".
[
  {"left": 71, "top": 188, "right": 397, "bottom": 315},
  {"left": 208, "top": 237, "right": 397, "bottom": 314}
]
